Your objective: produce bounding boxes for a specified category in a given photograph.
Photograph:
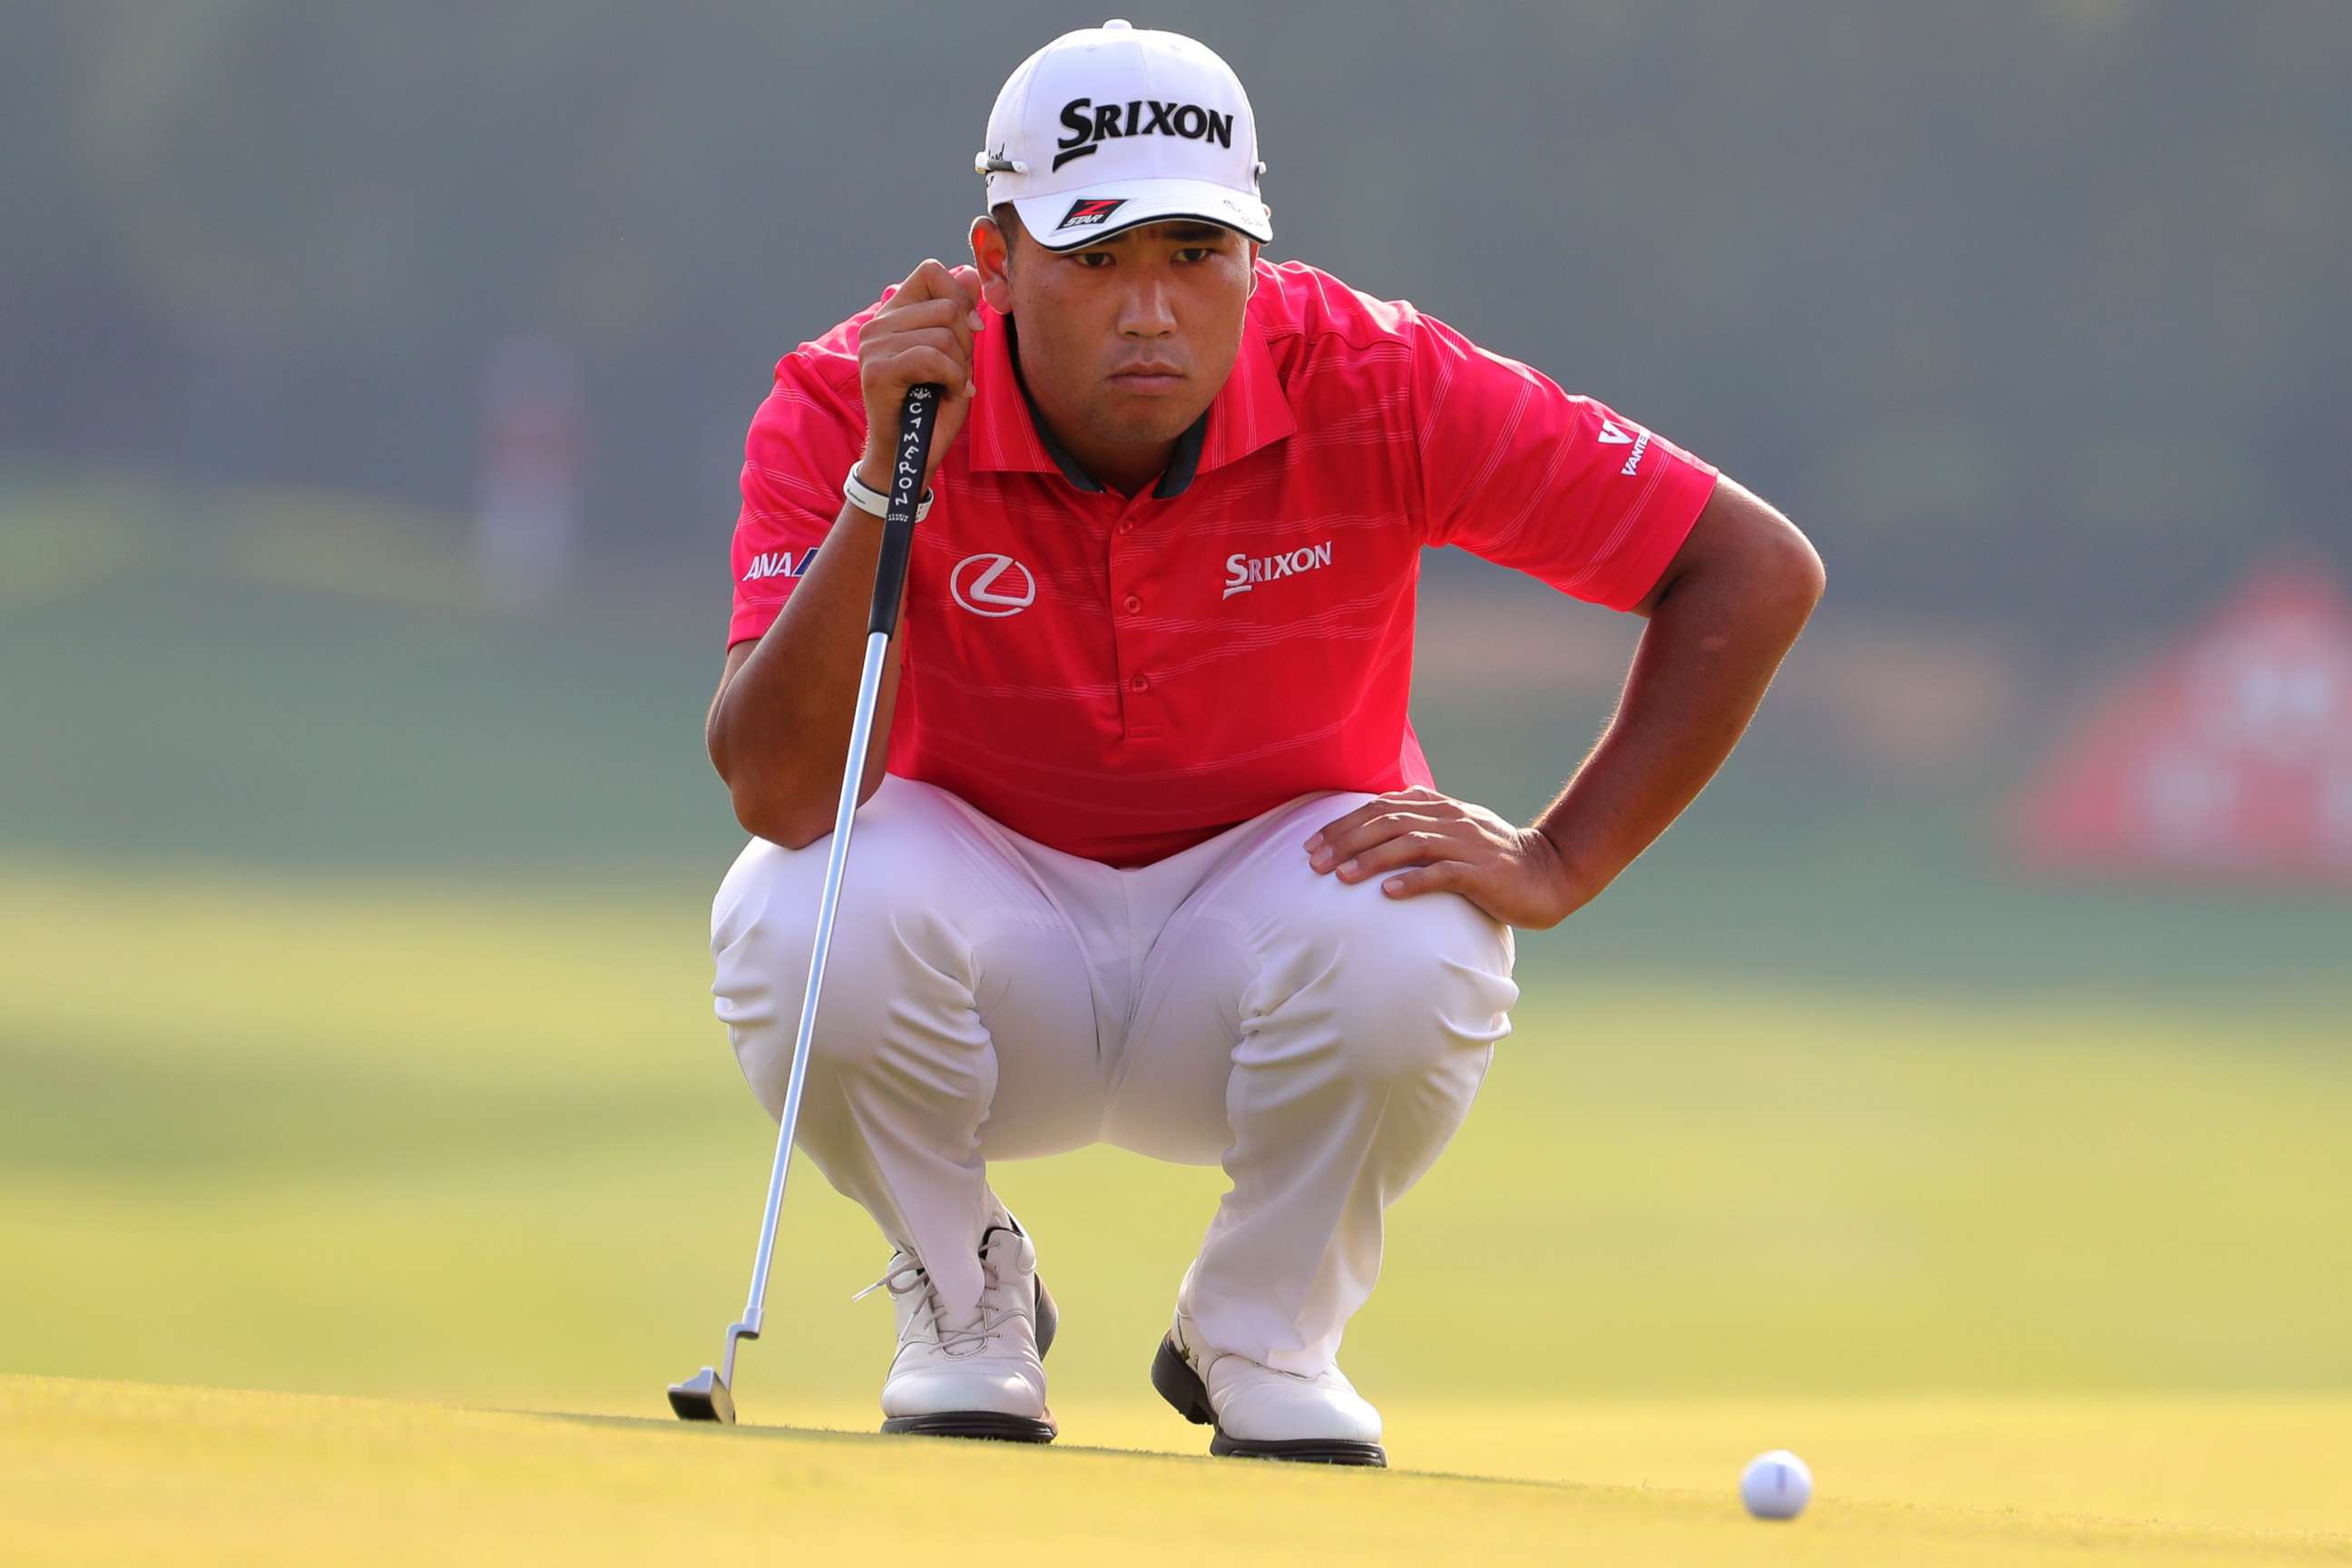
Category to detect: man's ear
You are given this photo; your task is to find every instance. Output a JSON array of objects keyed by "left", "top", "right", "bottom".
[
  {"left": 971, "top": 214, "right": 1016, "bottom": 315},
  {"left": 1246, "top": 241, "right": 1261, "bottom": 299}
]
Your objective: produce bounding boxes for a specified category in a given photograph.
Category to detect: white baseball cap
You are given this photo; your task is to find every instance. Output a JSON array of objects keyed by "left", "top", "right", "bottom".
[{"left": 975, "top": 19, "right": 1272, "bottom": 252}]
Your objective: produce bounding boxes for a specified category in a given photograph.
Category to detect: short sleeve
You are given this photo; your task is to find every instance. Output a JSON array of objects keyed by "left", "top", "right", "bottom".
[
  {"left": 726, "top": 351, "right": 864, "bottom": 646},
  {"left": 1410, "top": 310, "right": 1719, "bottom": 612}
]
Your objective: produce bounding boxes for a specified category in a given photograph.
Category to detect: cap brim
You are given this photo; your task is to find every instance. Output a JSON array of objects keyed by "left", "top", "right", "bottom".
[{"left": 1011, "top": 179, "right": 1271, "bottom": 252}]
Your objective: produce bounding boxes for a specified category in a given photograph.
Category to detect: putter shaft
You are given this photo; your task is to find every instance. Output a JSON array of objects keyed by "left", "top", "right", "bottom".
[{"left": 670, "top": 385, "right": 943, "bottom": 1423}]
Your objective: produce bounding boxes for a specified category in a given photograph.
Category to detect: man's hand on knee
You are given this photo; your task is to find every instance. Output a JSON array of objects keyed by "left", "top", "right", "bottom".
[{"left": 1302, "top": 784, "right": 1588, "bottom": 930}]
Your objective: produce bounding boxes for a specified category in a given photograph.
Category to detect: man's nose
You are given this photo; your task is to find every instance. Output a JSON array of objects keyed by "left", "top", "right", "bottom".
[{"left": 1118, "top": 277, "right": 1177, "bottom": 338}]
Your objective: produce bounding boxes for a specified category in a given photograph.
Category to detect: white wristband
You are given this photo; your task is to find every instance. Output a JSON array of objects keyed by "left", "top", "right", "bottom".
[{"left": 844, "top": 466, "right": 934, "bottom": 523}]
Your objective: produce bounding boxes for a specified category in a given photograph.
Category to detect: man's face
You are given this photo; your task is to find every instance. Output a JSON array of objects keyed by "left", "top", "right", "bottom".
[{"left": 975, "top": 216, "right": 1256, "bottom": 452}]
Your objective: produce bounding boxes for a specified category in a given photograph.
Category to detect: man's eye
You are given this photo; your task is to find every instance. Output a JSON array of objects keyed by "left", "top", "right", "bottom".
[
  {"left": 1076, "top": 251, "right": 1114, "bottom": 268},
  {"left": 1175, "top": 248, "right": 1212, "bottom": 262}
]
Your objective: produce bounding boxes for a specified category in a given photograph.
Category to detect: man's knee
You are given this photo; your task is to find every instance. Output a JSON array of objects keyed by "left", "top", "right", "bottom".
[
  {"left": 1263, "top": 881, "right": 1518, "bottom": 1084},
  {"left": 710, "top": 781, "right": 981, "bottom": 1091}
]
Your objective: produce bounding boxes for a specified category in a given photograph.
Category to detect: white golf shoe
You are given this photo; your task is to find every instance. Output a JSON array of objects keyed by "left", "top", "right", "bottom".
[
  {"left": 862, "top": 1215, "right": 1057, "bottom": 1443},
  {"left": 1151, "top": 1294, "right": 1387, "bottom": 1466}
]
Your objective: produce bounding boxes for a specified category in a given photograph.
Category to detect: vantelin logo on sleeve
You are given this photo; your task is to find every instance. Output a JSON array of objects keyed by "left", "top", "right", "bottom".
[{"left": 1599, "top": 418, "right": 1651, "bottom": 476}]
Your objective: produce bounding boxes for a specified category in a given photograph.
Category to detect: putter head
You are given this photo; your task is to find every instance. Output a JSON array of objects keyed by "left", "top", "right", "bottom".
[{"left": 668, "top": 1367, "right": 737, "bottom": 1425}]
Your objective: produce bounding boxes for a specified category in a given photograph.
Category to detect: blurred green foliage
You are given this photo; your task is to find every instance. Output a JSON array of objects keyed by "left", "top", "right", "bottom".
[
  {"left": 6, "top": 1, "right": 2347, "bottom": 650},
  {"left": 5, "top": 475, "right": 2345, "bottom": 989}
]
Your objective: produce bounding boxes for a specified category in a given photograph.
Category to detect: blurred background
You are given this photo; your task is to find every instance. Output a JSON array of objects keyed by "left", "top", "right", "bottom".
[{"left": 5, "top": 0, "right": 2347, "bottom": 1466}]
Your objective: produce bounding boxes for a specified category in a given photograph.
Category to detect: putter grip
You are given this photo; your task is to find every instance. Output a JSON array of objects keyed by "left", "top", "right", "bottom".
[{"left": 866, "top": 385, "right": 944, "bottom": 637}]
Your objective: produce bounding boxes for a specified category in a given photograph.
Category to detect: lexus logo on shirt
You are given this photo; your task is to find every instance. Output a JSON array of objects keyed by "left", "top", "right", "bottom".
[{"left": 950, "top": 553, "right": 1036, "bottom": 617}]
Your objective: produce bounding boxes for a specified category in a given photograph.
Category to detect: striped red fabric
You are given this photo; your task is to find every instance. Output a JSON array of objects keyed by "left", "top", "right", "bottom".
[{"left": 729, "top": 259, "right": 1718, "bottom": 867}]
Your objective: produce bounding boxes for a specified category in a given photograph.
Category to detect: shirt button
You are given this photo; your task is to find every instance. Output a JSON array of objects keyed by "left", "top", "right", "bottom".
[
  {"left": 1118, "top": 520, "right": 1135, "bottom": 535},
  {"left": 1130, "top": 674, "right": 1150, "bottom": 693},
  {"left": 1123, "top": 593, "right": 1142, "bottom": 613}
]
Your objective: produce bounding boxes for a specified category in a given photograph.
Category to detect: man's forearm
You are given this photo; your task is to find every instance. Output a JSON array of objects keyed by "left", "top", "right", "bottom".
[
  {"left": 1534, "top": 535, "right": 1823, "bottom": 909},
  {"left": 707, "top": 498, "right": 905, "bottom": 846}
]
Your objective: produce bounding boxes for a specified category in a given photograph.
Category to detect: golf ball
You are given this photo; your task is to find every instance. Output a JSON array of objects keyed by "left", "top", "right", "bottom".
[{"left": 1740, "top": 1449, "right": 1812, "bottom": 1519}]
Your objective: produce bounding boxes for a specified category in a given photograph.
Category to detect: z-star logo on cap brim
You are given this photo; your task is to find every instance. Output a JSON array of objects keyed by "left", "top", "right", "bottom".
[{"left": 1056, "top": 197, "right": 1129, "bottom": 231}]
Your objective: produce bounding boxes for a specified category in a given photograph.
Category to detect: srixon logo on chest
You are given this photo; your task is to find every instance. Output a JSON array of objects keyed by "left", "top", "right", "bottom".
[
  {"left": 1223, "top": 540, "right": 1334, "bottom": 600},
  {"left": 1055, "top": 96, "right": 1236, "bottom": 171}
]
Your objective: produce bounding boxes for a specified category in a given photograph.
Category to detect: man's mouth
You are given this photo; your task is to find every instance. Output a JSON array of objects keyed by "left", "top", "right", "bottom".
[{"left": 1108, "top": 361, "right": 1185, "bottom": 392}]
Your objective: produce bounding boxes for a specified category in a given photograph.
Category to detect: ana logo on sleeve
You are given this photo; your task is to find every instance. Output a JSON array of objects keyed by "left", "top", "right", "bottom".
[{"left": 741, "top": 547, "right": 818, "bottom": 583}]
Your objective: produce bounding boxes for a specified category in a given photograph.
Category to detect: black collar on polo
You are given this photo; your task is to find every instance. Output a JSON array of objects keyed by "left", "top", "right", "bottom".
[{"left": 1004, "top": 317, "right": 1209, "bottom": 500}]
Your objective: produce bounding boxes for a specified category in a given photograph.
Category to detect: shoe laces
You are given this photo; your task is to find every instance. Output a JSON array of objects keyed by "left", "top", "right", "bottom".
[{"left": 852, "top": 1252, "right": 1019, "bottom": 1357}]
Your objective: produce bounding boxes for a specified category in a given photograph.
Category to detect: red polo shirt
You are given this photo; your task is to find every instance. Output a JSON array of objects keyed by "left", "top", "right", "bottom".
[{"left": 730, "top": 259, "right": 1718, "bottom": 867}]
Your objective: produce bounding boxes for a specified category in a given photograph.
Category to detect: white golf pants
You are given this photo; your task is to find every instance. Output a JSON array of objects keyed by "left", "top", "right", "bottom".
[{"left": 710, "top": 776, "right": 1518, "bottom": 1376}]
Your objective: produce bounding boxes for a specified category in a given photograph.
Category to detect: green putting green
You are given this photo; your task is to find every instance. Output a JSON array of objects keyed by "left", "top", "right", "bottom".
[
  {"left": 4, "top": 860, "right": 2348, "bottom": 1408},
  {"left": 6, "top": 1378, "right": 2347, "bottom": 1564}
]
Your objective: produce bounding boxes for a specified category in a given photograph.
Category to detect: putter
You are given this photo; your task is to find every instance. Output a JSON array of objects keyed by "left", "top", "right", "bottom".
[{"left": 670, "top": 383, "right": 945, "bottom": 1425}]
